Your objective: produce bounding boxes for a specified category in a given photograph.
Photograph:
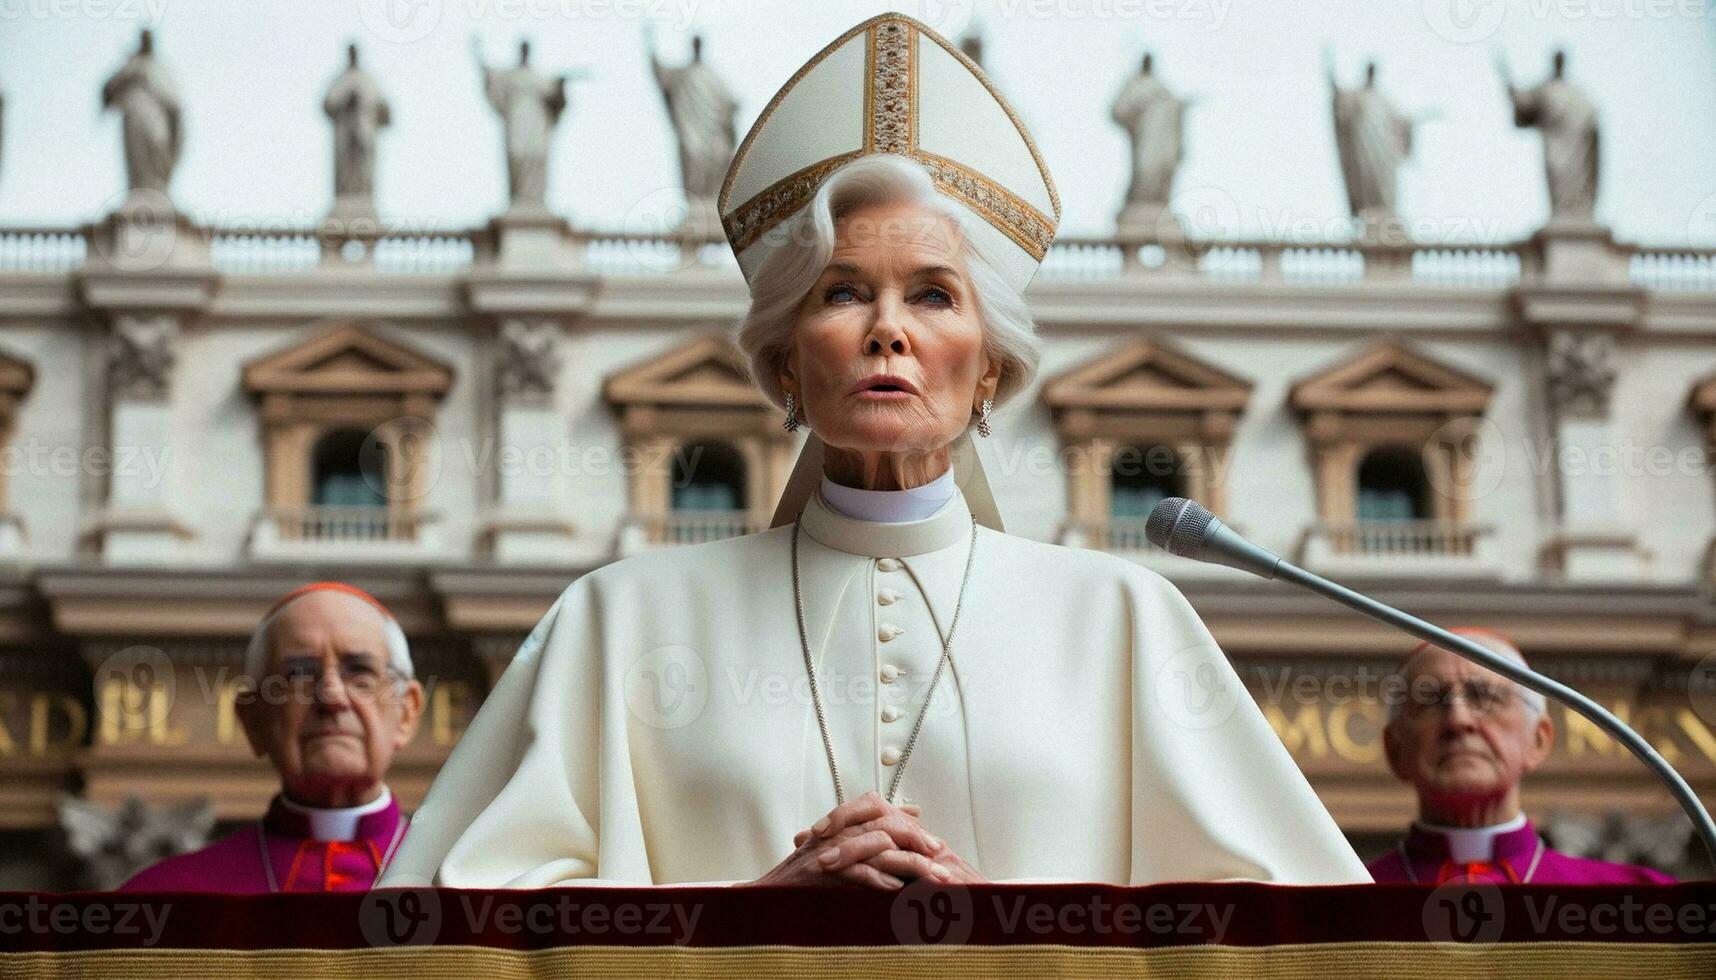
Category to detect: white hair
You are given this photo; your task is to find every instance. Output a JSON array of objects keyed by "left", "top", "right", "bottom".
[
  {"left": 243, "top": 593, "right": 414, "bottom": 686},
  {"left": 734, "top": 153, "right": 1042, "bottom": 416},
  {"left": 1384, "top": 633, "right": 1546, "bottom": 725}
]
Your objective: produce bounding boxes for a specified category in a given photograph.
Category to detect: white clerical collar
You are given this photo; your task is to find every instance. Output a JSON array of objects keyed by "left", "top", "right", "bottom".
[
  {"left": 1414, "top": 813, "right": 1527, "bottom": 863},
  {"left": 818, "top": 467, "right": 958, "bottom": 524},
  {"left": 280, "top": 786, "right": 393, "bottom": 842},
  {"left": 799, "top": 477, "right": 971, "bottom": 558}
]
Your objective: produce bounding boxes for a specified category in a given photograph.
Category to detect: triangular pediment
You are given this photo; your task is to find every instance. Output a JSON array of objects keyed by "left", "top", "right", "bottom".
[
  {"left": 1043, "top": 336, "right": 1251, "bottom": 412},
  {"left": 604, "top": 332, "right": 771, "bottom": 408},
  {"left": 243, "top": 323, "right": 453, "bottom": 397},
  {"left": 1290, "top": 341, "right": 1492, "bottom": 414}
]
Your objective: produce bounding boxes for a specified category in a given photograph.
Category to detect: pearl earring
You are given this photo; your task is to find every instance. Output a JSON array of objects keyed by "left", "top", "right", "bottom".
[
  {"left": 977, "top": 398, "right": 993, "bottom": 438},
  {"left": 783, "top": 393, "right": 800, "bottom": 432}
]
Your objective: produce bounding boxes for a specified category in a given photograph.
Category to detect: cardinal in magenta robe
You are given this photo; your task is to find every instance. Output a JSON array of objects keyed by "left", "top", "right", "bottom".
[
  {"left": 119, "top": 582, "right": 424, "bottom": 893},
  {"left": 1367, "top": 627, "right": 1675, "bottom": 885}
]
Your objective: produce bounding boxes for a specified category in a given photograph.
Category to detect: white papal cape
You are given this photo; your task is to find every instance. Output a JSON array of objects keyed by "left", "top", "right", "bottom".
[{"left": 381, "top": 485, "right": 1371, "bottom": 887}]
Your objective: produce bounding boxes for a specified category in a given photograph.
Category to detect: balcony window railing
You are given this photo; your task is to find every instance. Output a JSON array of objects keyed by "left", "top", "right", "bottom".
[
  {"left": 268, "top": 507, "right": 419, "bottom": 543},
  {"left": 631, "top": 510, "right": 764, "bottom": 548},
  {"left": 249, "top": 508, "right": 439, "bottom": 561},
  {"left": 1321, "top": 520, "right": 1481, "bottom": 557}
]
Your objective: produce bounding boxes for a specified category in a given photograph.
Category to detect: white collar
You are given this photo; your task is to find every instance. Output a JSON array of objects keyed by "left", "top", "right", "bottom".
[
  {"left": 770, "top": 430, "right": 1007, "bottom": 533},
  {"left": 793, "top": 479, "right": 976, "bottom": 664},
  {"left": 279, "top": 785, "right": 393, "bottom": 842},
  {"left": 1415, "top": 813, "right": 1528, "bottom": 863},
  {"left": 817, "top": 468, "right": 958, "bottom": 524},
  {"left": 799, "top": 476, "right": 971, "bottom": 559}
]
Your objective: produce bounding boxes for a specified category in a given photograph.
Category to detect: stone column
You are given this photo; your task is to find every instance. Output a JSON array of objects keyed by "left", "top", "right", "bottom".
[
  {"left": 464, "top": 251, "right": 596, "bottom": 562},
  {"left": 1517, "top": 219, "right": 1647, "bottom": 581},
  {"left": 80, "top": 198, "right": 215, "bottom": 564},
  {"left": 94, "top": 314, "right": 188, "bottom": 563},
  {"left": 485, "top": 318, "right": 576, "bottom": 563},
  {"left": 1542, "top": 328, "right": 1646, "bottom": 580}
]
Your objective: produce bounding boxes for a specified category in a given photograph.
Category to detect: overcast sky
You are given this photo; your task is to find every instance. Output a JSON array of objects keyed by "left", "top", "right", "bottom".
[{"left": 2, "top": 0, "right": 1714, "bottom": 245}]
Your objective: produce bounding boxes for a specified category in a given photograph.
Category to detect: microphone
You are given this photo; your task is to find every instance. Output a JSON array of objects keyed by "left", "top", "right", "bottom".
[{"left": 1145, "top": 496, "right": 1716, "bottom": 866}]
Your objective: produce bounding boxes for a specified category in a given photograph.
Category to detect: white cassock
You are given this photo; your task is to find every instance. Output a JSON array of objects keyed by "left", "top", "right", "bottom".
[{"left": 381, "top": 483, "right": 1371, "bottom": 888}]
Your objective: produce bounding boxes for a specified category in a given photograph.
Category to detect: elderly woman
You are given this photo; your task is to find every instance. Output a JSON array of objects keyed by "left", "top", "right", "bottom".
[{"left": 381, "top": 13, "right": 1366, "bottom": 889}]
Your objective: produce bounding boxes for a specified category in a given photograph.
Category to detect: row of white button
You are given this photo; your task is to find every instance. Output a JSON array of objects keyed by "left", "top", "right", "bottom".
[{"left": 880, "top": 558, "right": 904, "bottom": 766}]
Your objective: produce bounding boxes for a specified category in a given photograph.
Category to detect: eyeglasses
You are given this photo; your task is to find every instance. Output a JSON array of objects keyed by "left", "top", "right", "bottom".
[
  {"left": 274, "top": 658, "right": 404, "bottom": 702},
  {"left": 1400, "top": 681, "right": 1518, "bottom": 720}
]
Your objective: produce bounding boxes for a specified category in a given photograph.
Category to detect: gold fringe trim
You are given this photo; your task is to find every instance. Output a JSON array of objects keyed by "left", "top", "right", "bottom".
[{"left": 6, "top": 942, "right": 1716, "bottom": 980}]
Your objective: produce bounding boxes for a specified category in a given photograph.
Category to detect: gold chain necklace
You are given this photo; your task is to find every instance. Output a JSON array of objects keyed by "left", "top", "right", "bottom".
[{"left": 791, "top": 508, "right": 979, "bottom": 807}]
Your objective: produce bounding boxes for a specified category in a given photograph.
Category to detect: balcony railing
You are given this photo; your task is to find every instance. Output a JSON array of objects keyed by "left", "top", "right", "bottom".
[
  {"left": 0, "top": 228, "right": 87, "bottom": 273},
  {"left": 1318, "top": 520, "right": 1483, "bottom": 557},
  {"left": 6, "top": 221, "right": 1712, "bottom": 291},
  {"left": 618, "top": 510, "right": 766, "bottom": 555},
  {"left": 1298, "top": 520, "right": 1498, "bottom": 577},
  {"left": 1058, "top": 516, "right": 1249, "bottom": 577},
  {"left": 248, "top": 507, "right": 440, "bottom": 561},
  {"left": 1098, "top": 516, "right": 1166, "bottom": 554}
]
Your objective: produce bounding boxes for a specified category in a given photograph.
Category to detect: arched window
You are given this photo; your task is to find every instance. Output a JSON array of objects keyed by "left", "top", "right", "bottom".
[
  {"left": 1110, "top": 444, "right": 1184, "bottom": 519},
  {"left": 671, "top": 439, "right": 746, "bottom": 512},
  {"left": 1356, "top": 447, "right": 1428, "bottom": 522},
  {"left": 311, "top": 427, "right": 386, "bottom": 508}
]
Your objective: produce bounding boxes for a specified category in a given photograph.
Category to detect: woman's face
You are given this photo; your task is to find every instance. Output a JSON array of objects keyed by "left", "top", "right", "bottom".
[{"left": 780, "top": 199, "right": 998, "bottom": 460}]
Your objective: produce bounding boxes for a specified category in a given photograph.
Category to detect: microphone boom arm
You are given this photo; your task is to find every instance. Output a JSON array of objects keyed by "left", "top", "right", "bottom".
[
  {"left": 1150, "top": 498, "right": 1716, "bottom": 867},
  {"left": 1271, "top": 557, "right": 1716, "bottom": 866}
]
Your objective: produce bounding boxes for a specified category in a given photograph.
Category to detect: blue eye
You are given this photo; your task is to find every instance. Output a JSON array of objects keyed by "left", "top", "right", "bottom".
[
  {"left": 824, "top": 284, "right": 858, "bottom": 303},
  {"left": 920, "top": 286, "right": 952, "bottom": 304}
]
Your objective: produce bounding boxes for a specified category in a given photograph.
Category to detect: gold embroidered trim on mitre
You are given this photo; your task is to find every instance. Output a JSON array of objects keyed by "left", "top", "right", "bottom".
[
  {"left": 720, "top": 13, "right": 1058, "bottom": 265},
  {"left": 867, "top": 18, "right": 915, "bottom": 154}
]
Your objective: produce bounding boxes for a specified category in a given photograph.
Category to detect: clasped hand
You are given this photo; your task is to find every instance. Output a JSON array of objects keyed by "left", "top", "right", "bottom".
[{"left": 737, "top": 790, "right": 986, "bottom": 890}]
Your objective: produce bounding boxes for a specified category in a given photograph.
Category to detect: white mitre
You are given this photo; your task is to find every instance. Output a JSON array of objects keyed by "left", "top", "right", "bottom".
[{"left": 718, "top": 12, "right": 1062, "bottom": 535}]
